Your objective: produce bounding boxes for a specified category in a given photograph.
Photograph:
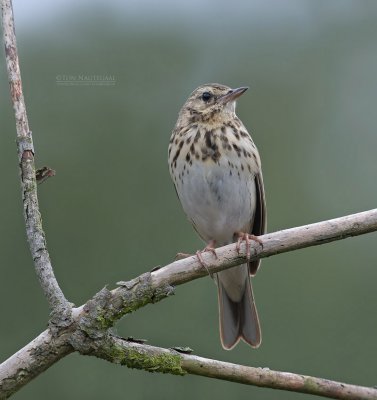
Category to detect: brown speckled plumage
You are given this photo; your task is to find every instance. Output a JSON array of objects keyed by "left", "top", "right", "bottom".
[{"left": 168, "top": 83, "right": 266, "bottom": 350}]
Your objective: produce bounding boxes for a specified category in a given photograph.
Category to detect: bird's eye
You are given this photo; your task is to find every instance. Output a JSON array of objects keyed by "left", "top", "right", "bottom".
[{"left": 201, "top": 92, "right": 212, "bottom": 102}]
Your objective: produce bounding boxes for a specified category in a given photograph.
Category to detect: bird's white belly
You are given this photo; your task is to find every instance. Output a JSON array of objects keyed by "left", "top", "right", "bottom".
[{"left": 176, "top": 160, "right": 256, "bottom": 245}]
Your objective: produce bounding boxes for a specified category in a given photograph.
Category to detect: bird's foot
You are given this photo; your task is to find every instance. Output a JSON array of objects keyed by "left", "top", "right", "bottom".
[
  {"left": 174, "top": 252, "right": 192, "bottom": 261},
  {"left": 196, "top": 240, "right": 217, "bottom": 277},
  {"left": 235, "top": 232, "right": 263, "bottom": 262}
]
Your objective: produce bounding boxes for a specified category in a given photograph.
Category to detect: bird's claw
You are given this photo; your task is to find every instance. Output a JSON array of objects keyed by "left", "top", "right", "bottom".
[
  {"left": 235, "top": 232, "right": 263, "bottom": 262},
  {"left": 195, "top": 241, "right": 217, "bottom": 277},
  {"left": 174, "top": 252, "right": 192, "bottom": 261}
]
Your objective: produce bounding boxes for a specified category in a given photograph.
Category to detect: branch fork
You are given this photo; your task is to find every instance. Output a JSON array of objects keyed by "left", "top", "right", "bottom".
[{"left": 1, "top": 1, "right": 377, "bottom": 399}]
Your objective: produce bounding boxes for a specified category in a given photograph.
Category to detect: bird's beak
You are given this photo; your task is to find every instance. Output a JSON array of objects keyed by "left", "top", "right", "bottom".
[{"left": 218, "top": 86, "right": 248, "bottom": 104}]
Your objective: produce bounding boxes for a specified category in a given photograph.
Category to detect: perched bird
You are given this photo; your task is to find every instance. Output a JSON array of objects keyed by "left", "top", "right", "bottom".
[{"left": 168, "top": 83, "right": 266, "bottom": 350}]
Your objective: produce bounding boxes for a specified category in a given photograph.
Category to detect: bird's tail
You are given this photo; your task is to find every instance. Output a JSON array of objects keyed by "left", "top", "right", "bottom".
[{"left": 217, "top": 265, "right": 261, "bottom": 350}]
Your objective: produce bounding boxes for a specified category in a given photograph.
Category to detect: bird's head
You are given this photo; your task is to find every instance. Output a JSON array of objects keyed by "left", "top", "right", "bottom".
[{"left": 177, "top": 83, "right": 248, "bottom": 127}]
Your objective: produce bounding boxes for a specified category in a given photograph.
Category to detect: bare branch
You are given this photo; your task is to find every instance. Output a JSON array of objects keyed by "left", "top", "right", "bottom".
[
  {"left": 0, "top": 330, "right": 73, "bottom": 399},
  {"left": 86, "top": 334, "right": 377, "bottom": 400},
  {"left": 1, "top": 0, "right": 71, "bottom": 325},
  {"left": 152, "top": 208, "right": 377, "bottom": 287},
  {"left": 1, "top": 208, "right": 377, "bottom": 398},
  {"left": 85, "top": 208, "right": 377, "bottom": 330},
  {"left": 4, "top": 323, "right": 375, "bottom": 400},
  {"left": 1, "top": 1, "right": 377, "bottom": 399}
]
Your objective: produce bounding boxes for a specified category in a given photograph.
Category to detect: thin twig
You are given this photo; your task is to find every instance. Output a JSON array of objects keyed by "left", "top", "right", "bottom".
[
  {"left": 36, "top": 166, "right": 56, "bottom": 184},
  {"left": 1, "top": 0, "right": 71, "bottom": 325}
]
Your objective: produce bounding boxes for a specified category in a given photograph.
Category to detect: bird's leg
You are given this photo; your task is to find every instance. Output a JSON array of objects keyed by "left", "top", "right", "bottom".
[
  {"left": 195, "top": 240, "right": 217, "bottom": 276},
  {"left": 235, "top": 232, "right": 263, "bottom": 262}
]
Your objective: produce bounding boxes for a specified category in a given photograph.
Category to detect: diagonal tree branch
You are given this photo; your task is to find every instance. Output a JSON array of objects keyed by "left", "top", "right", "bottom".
[
  {"left": 1, "top": 0, "right": 71, "bottom": 326},
  {"left": 0, "top": 330, "right": 73, "bottom": 399},
  {"left": 2, "top": 209, "right": 377, "bottom": 399},
  {"left": 90, "top": 334, "right": 377, "bottom": 400},
  {"left": 81, "top": 208, "right": 377, "bottom": 332},
  {"left": 151, "top": 208, "right": 377, "bottom": 287},
  {"left": 1, "top": 1, "right": 377, "bottom": 399},
  {"left": 2, "top": 321, "right": 377, "bottom": 400}
]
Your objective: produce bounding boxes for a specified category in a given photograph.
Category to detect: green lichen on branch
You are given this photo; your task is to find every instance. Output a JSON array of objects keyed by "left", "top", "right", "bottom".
[
  {"left": 79, "top": 273, "right": 174, "bottom": 336},
  {"left": 98, "top": 337, "right": 186, "bottom": 376},
  {"left": 113, "top": 272, "right": 174, "bottom": 317}
]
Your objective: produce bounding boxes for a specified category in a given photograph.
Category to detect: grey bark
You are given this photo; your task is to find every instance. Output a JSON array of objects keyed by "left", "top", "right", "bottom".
[
  {"left": 1, "top": 0, "right": 71, "bottom": 327},
  {"left": 1, "top": 0, "right": 377, "bottom": 399},
  {"left": 0, "top": 330, "right": 73, "bottom": 399},
  {"left": 152, "top": 208, "right": 377, "bottom": 287}
]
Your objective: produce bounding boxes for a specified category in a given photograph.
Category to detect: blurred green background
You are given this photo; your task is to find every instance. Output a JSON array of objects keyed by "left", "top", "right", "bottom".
[{"left": 1, "top": 1, "right": 377, "bottom": 399}]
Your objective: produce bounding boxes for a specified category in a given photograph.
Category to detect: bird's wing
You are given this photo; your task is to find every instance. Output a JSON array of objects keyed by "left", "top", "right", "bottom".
[{"left": 249, "top": 172, "right": 267, "bottom": 275}]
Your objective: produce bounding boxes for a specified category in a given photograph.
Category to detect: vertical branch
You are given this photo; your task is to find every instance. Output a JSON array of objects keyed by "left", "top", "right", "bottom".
[{"left": 1, "top": 0, "right": 71, "bottom": 326}]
